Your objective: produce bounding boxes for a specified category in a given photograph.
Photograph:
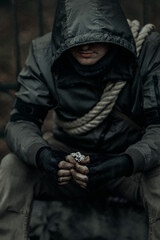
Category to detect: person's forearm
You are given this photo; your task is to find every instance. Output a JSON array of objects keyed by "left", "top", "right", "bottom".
[
  {"left": 126, "top": 124, "right": 160, "bottom": 173},
  {"left": 5, "top": 120, "right": 48, "bottom": 166}
]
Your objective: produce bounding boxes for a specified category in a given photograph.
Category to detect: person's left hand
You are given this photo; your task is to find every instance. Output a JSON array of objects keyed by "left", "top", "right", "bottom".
[
  {"left": 86, "top": 154, "right": 133, "bottom": 189},
  {"left": 67, "top": 155, "right": 90, "bottom": 189},
  {"left": 67, "top": 153, "right": 133, "bottom": 190}
]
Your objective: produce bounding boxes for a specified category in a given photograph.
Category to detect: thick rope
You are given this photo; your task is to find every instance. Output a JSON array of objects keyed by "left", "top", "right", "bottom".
[
  {"left": 56, "top": 81, "right": 126, "bottom": 135},
  {"left": 127, "top": 19, "right": 156, "bottom": 56},
  {"left": 55, "top": 20, "right": 155, "bottom": 135},
  {"left": 136, "top": 24, "right": 155, "bottom": 56},
  {"left": 56, "top": 82, "right": 120, "bottom": 129}
]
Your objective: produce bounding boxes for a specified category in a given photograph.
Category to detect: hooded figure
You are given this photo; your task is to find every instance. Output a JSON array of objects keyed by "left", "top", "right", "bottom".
[{"left": 1, "top": 0, "right": 160, "bottom": 239}]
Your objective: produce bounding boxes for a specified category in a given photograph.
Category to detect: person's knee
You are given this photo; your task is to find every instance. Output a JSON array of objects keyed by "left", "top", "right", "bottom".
[
  {"left": 0, "top": 154, "right": 40, "bottom": 213},
  {"left": 0, "top": 153, "right": 33, "bottom": 180},
  {"left": 141, "top": 167, "right": 160, "bottom": 211}
]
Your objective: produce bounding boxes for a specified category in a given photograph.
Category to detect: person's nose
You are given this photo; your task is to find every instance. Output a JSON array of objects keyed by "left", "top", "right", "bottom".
[{"left": 81, "top": 44, "right": 90, "bottom": 51}]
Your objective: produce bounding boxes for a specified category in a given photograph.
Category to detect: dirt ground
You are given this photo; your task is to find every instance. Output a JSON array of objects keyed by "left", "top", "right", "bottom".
[{"left": 29, "top": 198, "right": 148, "bottom": 240}]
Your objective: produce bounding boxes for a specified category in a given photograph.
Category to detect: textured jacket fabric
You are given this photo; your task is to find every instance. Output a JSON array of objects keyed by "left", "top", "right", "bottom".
[{"left": 5, "top": 0, "right": 160, "bottom": 174}]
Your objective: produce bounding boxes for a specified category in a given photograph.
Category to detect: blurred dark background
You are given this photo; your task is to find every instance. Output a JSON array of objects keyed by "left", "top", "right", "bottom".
[{"left": 0, "top": 0, "right": 160, "bottom": 159}]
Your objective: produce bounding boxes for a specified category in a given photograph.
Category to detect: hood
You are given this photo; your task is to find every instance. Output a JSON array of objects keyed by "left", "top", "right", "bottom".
[{"left": 52, "top": 0, "right": 136, "bottom": 63}]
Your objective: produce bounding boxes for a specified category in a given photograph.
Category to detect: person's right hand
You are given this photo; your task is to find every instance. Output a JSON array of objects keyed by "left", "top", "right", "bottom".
[
  {"left": 57, "top": 155, "right": 75, "bottom": 185},
  {"left": 36, "top": 147, "right": 70, "bottom": 184}
]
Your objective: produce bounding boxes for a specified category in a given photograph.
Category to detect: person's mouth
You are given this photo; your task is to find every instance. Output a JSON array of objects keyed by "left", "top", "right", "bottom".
[{"left": 80, "top": 51, "right": 94, "bottom": 58}]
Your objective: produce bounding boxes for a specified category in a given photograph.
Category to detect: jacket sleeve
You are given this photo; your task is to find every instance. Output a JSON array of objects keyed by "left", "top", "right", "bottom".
[
  {"left": 126, "top": 31, "right": 160, "bottom": 173},
  {"left": 5, "top": 41, "right": 53, "bottom": 167}
]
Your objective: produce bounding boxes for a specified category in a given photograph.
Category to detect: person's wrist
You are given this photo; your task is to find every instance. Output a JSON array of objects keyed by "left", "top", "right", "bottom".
[
  {"left": 89, "top": 153, "right": 122, "bottom": 163},
  {"left": 36, "top": 147, "right": 68, "bottom": 171},
  {"left": 122, "top": 154, "right": 133, "bottom": 177},
  {"left": 36, "top": 146, "right": 53, "bottom": 169}
]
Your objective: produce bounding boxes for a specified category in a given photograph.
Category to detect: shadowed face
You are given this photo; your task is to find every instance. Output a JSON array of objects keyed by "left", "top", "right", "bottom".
[{"left": 70, "top": 43, "right": 110, "bottom": 66}]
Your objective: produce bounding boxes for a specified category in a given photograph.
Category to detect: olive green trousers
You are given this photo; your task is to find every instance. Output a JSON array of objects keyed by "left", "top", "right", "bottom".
[{"left": 0, "top": 136, "right": 160, "bottom": 240}]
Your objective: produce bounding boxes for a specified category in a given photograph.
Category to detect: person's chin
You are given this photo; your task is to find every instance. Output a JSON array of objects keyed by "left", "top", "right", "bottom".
[{"left": 78, "top": 58, "right": 97, "bottom": 66}]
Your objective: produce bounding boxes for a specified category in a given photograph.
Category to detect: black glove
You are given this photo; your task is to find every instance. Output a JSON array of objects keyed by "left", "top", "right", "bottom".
[
  {"left": 87, "top": 154, "right": 133, "bottom": 187},
  {"left": 36, "top": 147, "right": 68, "bottom": 181}
]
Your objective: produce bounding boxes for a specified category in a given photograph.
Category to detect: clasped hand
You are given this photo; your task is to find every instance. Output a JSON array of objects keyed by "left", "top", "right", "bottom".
[
  {"left": 58, "top": 153, "right": 133, "bottom": 189},
  {"left": 58, "top": 155, "right": 90, "bottom": 189},
  {"left": 36, "top": 147, "right": 89, "bottom": 188},
  {"left": 36, "top": 147, "right": 133, "bottom": 189}
]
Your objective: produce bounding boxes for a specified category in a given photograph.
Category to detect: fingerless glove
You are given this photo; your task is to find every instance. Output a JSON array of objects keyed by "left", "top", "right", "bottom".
[
  {"left": 36, "top": 147, "right": 68, "bottom": 180},
  {"left": 87, "top": 154, "right": 133, "bottom": 187}
]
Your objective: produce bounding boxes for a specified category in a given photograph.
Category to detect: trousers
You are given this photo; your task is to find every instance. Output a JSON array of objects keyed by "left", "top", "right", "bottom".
[{"left": 0, "top": 135, "right": 160, "bottom": 240}]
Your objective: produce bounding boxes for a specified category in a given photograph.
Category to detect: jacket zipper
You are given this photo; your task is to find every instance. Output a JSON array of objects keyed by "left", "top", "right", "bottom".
[{"left": 153, "top": 75, "right": 160, "bottom": 106}]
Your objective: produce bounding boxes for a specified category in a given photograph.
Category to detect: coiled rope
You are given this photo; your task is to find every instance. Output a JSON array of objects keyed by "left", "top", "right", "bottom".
[
  {"left": 55, "top": 20, "right": 156, "bottom": 135},
  {"left": 127, "top": 19, "right": 155, "bottom": 56}
]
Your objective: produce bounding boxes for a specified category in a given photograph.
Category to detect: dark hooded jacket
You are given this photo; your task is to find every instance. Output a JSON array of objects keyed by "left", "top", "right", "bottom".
[{"left": 5, "top": 0, "right": 160, "bottom": 174}]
